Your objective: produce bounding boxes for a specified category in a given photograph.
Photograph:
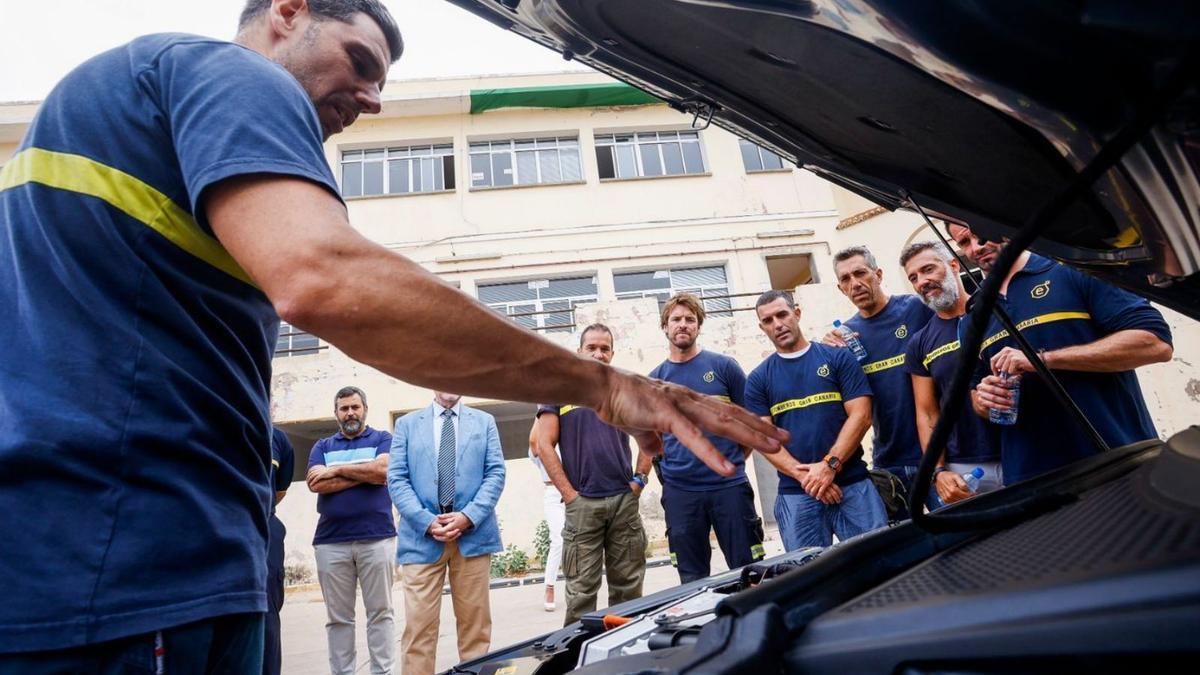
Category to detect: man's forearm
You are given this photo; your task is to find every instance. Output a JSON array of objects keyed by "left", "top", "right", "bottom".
[
  {"left": 243, "top": 211, "right": 611, "bottom": 408},
  {"left": 1042, "top": 329, "right": 1172, "bottom": 373},
  {"left": 757, "top": 444, "right": 805, "bottom": 480},
  {"left": 332, "top": 457, "right": 388, "bottom": 485},
  {"left": 534, "top": 435, "right": 576, "bottom": 500},
  {"left": 309, "top": 477, "right": 360, "bottom": 494},
  {"left": 635, "top": 448, "right": 653, "bottom": 476},
  {"left": 830, "top": 411, "right": 871, "bottom": 463}
]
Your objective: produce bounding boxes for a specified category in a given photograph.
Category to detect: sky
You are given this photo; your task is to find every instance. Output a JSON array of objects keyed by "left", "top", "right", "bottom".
[{"left": 0, "top": 0, "right": 590, "bottom": 102}]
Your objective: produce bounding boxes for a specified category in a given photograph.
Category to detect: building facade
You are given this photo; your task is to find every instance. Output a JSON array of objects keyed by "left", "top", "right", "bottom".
[{"left": 3, "top": 71, "right": 1197, "bottom": 580}]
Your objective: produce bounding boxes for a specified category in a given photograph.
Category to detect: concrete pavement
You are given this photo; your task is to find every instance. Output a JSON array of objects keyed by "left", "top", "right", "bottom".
[{"left": 280, "top": 534, "right": 786, "bottom": 674}]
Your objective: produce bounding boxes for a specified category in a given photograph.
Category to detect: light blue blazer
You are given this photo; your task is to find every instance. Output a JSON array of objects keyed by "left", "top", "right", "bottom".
[{"left": 387, "top": 403, "right": 506, "bottom": 564}]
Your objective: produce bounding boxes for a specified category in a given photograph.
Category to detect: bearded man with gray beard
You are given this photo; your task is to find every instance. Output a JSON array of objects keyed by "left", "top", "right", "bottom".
[
  {"left": 307, "top": 385, "right": 397, "bottom": 675},
  {"left": 900, "top": 242, "right": 1002, "bottom": 505}
]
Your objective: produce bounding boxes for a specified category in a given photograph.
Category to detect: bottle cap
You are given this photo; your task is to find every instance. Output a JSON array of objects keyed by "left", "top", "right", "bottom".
[
  {"left": 833, "top": 319, "right": 842, "bottom": 327},
  {"left": 971, "top": 467, "right": 985, "bottom": 478}
]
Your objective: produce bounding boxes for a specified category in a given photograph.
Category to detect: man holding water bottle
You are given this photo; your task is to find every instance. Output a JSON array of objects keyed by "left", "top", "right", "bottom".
[
  {"left": 825, "top": 246, "right": 934, "bottom": 516},
  {"left": 947, "top": 224, "right": 1174, "bottom": 485},
  {"left": 898, "top": 241, "right": 1001, "bottom": 505}
]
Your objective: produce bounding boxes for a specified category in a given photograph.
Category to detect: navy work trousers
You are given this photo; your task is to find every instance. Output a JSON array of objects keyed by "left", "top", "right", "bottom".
[{"left": 661, "top": 480, "right": 765, "bottom": 583}]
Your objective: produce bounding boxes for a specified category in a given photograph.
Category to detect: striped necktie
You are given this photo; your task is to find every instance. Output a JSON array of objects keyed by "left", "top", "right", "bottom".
[{"left": 438, "top": 408, "right": 456, "bottom": 510}]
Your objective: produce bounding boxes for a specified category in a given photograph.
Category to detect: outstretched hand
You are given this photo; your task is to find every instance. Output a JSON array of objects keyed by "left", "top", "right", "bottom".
[{"left": 598, "top": 369, "right": 788, "bottom": 476}]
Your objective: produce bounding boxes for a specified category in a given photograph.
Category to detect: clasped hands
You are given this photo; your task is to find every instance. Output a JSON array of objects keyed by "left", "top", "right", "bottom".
[
  {"left": 427, "top": 512, "right": 472, "bottom": 542},
  {"left": 796, "top": 461, "right": 842, "bottom": 505}
]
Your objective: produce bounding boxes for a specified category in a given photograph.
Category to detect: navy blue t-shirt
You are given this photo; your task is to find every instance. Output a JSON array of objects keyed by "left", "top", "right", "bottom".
[
  {"left": 537, "top": 405, "right": 633, "bottom": 498},
  {"left": 843, "top": 294, "right": 934, "bottom": 469},
  {"left": 649, "top": 350, "right": 749, "bottom": 491},
  {"left": 308, "top": 427, "right": 397, "bottom": 545},
  {"left": 906, "top": 315, "right": 1000, "bottom": 464},
  {"left": 0, "top": 34, "right": 339, "bottom": 650},
  {"left": 269, "top": 427, "right": 296, "bottom": 573},
  {"left": 972, "top": 254, "right": 1171, "bottom": 484},
  {"left": 745, "top": 343, "right": 873, "bottom": 492}
]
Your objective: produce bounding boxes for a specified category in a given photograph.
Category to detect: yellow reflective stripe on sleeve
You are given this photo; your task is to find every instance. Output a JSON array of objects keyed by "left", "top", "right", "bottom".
[
  {"left": 750, "top": 543, "right": 766, "bottom": 560},
  {"left": 861, "top": 354, "right": 906, "bottom": 374},
  {"left": 558, "top": 405, "right": 580, "bottom": 416},
  {"left": 0, "top": 148, "right": 256, "bottom": 287},
  {"left": 713, "top": 395, "right": 731, "bottom": 402},
  {"left": 769, "top": 392, "right": 843, "bottom": 415},
  {"left": 922, "top": 340, "right": 960, "bottom": 369},
  {"left": 978, "top": 311, "right": 1092, "bottom": 354}
]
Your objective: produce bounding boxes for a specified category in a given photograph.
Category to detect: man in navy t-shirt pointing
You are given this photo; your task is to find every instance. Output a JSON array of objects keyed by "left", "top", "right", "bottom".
[{"left": 649, "top": 294, "right": 765, "bottom": 582}]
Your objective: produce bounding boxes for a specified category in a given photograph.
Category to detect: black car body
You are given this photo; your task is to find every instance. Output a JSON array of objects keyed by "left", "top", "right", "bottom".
[{"left": 440, "top": 2, "right": 1200, "bottom": 672}]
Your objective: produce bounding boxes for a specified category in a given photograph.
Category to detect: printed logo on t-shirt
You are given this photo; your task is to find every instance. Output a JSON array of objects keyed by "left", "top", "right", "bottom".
[
  {"left": 703, "top": 370, "right": 716, "bottom": 383},
  {"left": 817, "top": 364, "right": 831, "bottom": 378},
  {"left": 895, "top": 324, "right": 908, "bottom": 339},
  {"left": 1031, "top": 280, "right": 1051, "bottom": 299}
]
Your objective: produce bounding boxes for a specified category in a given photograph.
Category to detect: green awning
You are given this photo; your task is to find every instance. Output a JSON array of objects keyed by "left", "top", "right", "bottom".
[{"left": 469, "top": 82, "right": 662, "bottom": 114}]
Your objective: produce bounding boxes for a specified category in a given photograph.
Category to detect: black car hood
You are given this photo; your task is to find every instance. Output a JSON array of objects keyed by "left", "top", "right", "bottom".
[{"left": 445, "top": 0, "right": 1200, "bottom": 317}]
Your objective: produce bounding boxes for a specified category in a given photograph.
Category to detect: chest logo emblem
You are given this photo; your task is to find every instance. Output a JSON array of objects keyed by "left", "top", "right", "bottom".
[
  {"left": 702, "top": 370, "right": 716, "bottom": 383},
  {"left": 1031, "top": 280, "right": 1051, "bottom": 299},
  {"left": 817, "top": 364, "right": 831, "bottom": 378},
  {"left": 895, "top": 324, "right": 908, "bottom": 339}
]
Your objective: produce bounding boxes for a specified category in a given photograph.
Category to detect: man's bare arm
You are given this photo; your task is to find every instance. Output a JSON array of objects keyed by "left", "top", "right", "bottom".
[
  {"left": 329, "top": 455, "right": 388, "bottom": 485},
  {"left": 912, "top": 375, "right": 940, "bottom": 456},
  {"left": 830, "top": 396, "right": 872, "bottom": 463},
  {"left": 533, "top": 413, "right": 578, "bottom": 503},
  {"left": 915, "top": 377, "right": 973, "bottom": 503},
  {"left": 991, "top": 330, "right": 1172, "bottom": 376},
  {"left": 306, "top": 465, "right": 360, "bottom": 494},
  {"left": 204, "top": 176, "right": 787, "bottom": 476}
]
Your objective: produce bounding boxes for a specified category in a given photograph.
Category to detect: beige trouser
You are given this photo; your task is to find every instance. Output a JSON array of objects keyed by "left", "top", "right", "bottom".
[{"left": 400, "top": 540, "right": 492, "bottom": 675}]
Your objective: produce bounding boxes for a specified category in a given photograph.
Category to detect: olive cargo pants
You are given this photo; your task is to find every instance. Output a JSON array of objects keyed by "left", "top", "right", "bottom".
[{"left": 561, "top": 491, "right": 647, "bottom": 626}]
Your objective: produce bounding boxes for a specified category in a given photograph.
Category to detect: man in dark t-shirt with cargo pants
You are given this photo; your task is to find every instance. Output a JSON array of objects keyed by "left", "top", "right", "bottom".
[{"left": 534, "top": 323, "right": 653, "bottom": 626}]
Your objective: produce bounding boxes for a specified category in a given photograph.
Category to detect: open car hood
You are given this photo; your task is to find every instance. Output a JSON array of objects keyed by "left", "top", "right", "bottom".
[{"left": 445, "top": 0, "right": 1200, "bottom": 317}]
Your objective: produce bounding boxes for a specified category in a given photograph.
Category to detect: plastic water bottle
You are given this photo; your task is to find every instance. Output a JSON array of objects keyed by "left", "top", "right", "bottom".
[
  {"left": 833, "top": 320, "right": 867, "bottom": 362},
  {"left": 933, "top": 467, "right": 987, "bottom": 508},
  {"left": 988, "top": 371, "right": 1021, "bottom": 425},
  {"left": 963, "top": 467, "right": 985, "bottom": 493}
]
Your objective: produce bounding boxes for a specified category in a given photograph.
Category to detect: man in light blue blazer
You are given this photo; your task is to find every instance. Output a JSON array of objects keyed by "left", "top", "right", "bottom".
[{"left": 387, "top": 392, "right": 506, "bottom": 675}]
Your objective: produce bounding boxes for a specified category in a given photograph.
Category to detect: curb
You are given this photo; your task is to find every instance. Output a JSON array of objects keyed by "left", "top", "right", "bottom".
[
  {"left": 284, "top": 556, "right": 675, "bottom": 597},
  {"left": 479, "top": 556, "right": 673, "bottom": 593}
]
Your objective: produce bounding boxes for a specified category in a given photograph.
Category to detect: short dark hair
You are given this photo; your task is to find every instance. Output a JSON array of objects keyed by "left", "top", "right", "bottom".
[
  {"left": 239, "top": 0, "right": 404, "bottom": 63},
  {"left": 579, "top": 323, "right": 614, "bottom": 348},
  {"left": 754, "top": 289, "right": 795, "bottom": 310},
  {"left": 660, "top": 293, "right": 705, "bottom": 328},
  {"left": 334, "top": 385, "right": 367, "bottom": 407}
]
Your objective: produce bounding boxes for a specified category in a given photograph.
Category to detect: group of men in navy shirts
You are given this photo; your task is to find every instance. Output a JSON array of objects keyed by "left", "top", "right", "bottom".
[{"left": 618, "top": 225, "right": 1174, "bottom": 584}]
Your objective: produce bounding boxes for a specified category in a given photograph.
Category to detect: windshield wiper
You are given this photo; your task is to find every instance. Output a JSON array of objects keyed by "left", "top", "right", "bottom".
[{"left": 907, "top": 53, "right": 1196, "bottom": 533}]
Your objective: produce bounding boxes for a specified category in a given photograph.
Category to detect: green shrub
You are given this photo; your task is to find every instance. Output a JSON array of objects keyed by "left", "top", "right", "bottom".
[{"left": 489, "top": 544, "right": 531, "bottom": 578}]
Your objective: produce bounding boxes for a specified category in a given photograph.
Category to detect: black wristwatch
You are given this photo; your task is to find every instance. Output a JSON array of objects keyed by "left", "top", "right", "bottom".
[{"left": 823, "top": 454, "right": 841, "bottom": 472}]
